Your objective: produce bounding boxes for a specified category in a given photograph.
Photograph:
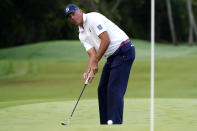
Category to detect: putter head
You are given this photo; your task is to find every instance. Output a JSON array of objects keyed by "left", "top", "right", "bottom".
[
  {"left": 61, "top": 118, "right": 70, "bottom": 126},
  {"left": 61, "top": 121, "right": 68, "bottom": 126}
]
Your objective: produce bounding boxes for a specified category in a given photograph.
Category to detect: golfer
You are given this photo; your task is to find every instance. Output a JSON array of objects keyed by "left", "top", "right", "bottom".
[{"left": 64, "top": 4, "right": 135, "bottom": 124}]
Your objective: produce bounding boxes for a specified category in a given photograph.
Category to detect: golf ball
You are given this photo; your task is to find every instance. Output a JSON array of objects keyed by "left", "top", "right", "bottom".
[{"left": 107, "top": 120, "right": 113, "bottom": 125}]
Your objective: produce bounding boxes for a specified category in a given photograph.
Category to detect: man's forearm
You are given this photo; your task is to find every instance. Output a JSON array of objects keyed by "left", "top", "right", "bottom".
[
  {"left": 86, "top": 47, "right": 99, "bottom": 74},
  {"left": 86, "top": 55, "right": 97, "bottom": 72},
  {"left": 96, "top": 39, "right": 110, "bottom": 62},
  {"left": 96, "top": 31, "right": 110, "bottom": 62}
]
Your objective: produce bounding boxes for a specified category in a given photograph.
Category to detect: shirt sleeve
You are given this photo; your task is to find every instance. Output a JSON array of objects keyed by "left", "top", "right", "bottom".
[
  {"left": 79, "top": 34, "right": 93, "bottom": 51},
  {"left": 81, "top": 41, "right": 93, "bottom": 51},
  {"left": 90, "top": 15, "right": 107, "bottom": 36}
]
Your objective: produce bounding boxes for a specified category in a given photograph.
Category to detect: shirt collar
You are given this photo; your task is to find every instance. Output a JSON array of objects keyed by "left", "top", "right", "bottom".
[{"left": 78, "top": 13, "right": 87, "bottom": 33}]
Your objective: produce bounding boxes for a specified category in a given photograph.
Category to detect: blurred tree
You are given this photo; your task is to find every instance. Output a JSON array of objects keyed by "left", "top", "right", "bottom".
[
  {"left": 187, "top": 0, "right": 197, "bottom": 45},
  {"left": 155, "top": 0, "right": 192, "bottom": 44},
  {"left": 166, "top": 0, "right": 177, "bottom": 45},
  {"left": 0, "top": 0, "right": 72, "bottom": 48},
  {"left": 75, "top": 0, "right": 122, "bottom": 19},
  {"left": 119, "top": 0, "right": 150, "bottom": 40}
]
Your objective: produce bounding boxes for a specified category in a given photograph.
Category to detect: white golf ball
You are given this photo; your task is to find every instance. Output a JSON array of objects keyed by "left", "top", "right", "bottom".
[{"left": 107, "top": 120, "right": 113, "bottom": 125}]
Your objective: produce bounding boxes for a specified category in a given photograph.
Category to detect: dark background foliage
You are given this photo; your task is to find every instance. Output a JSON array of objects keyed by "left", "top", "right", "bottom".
[{"left": 0, "top": 0, "right": 196, "bottom": 48}]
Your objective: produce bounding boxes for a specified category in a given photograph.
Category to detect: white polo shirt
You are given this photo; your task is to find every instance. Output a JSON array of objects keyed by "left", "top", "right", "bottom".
[{"left": 78, "top": 12, "right": 129, "bottom": 57}]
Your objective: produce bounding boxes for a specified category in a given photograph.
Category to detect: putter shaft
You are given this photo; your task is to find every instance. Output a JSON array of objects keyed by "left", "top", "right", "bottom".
[
  {"left": 61, "top": 72, "right": 92, "bottom": 125},
  {"left": 69, "top": 83, "right": 88, "bottom": 118}
]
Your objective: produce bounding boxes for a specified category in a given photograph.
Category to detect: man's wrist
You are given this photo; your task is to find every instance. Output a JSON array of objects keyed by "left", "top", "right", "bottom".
[{"left": 95, "top": 55, "right": 101, "bottom": 63}]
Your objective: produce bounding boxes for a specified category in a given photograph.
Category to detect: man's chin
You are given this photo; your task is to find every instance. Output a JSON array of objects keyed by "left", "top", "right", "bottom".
[{"left": 71, "top": 22, "right": 79, "bottom": 26}]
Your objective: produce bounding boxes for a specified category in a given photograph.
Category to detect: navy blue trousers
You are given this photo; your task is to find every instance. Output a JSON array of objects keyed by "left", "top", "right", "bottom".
[{"left": 98, "top": 42, "right": 135, "bottom": 124}]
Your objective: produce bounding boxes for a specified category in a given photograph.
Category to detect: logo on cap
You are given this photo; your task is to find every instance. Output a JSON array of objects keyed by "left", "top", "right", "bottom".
[
  {"left": 97, "top": 24, "right": 103, "bottom": 31},
  {"left": 66, "top": 7, "right": 69, "bottom": 13}
]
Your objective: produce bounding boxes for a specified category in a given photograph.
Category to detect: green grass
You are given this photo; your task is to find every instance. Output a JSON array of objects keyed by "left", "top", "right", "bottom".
[
  {"left": 0, "top": 40, "right": 150, "bottom": 61},
  {"left": 0, "top": 40, "right": 88, "bottom": 61},
  {"left": 154, "top": 98, "right": 197, "bottom": 130},
  {"left": 155, "top": 55, "right": 197, "bottom": 98},
  {"left": 0, "top": 39, "right": 197, "bottom": 131},
  {"left": 0, "top": 98, "right": 196, "bottom": 131},
  {"left": 0, "top": 99, "right": 150, "bottom": 131},
  {"left": 0, "top": 39, "right": 151, "bottom": 106}
]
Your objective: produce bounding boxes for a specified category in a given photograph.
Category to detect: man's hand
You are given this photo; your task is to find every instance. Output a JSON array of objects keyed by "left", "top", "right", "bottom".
[{"left": 83, "top": 71, "right": 94, "bottom": 83}]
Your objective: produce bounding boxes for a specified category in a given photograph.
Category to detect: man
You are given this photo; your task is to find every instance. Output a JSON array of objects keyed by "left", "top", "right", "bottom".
[{"left": 64, "top": 4, "right": 135, "bottom": 125}]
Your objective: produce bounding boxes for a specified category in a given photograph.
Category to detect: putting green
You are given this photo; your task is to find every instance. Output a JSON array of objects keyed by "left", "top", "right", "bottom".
[
  {"left": 155, "top": 99, "right": 197, "bottom": 131},
  {"left": 0, "top": 98, "right": 197, "bottom": 131}
]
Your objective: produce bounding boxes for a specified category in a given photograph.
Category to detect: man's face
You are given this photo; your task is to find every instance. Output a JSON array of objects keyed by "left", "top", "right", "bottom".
[{"left": 68, "top": 10, "right": 83, "bottom": 26}]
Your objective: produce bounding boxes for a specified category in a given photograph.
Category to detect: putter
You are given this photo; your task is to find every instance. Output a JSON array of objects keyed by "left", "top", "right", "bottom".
[{"left": 61, "top": 72, "right": 93, "bottom": 126}]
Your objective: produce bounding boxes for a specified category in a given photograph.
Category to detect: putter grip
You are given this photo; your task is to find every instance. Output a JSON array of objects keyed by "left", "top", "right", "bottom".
[{"left": 85, "top": 72, "right": 92, "bottom": 85}]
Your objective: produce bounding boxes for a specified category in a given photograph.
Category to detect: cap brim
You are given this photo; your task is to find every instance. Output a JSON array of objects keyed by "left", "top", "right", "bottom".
[{"left": 66, "top": 10, "right": 78, "bottom": 18}]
